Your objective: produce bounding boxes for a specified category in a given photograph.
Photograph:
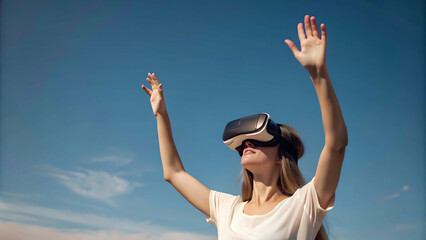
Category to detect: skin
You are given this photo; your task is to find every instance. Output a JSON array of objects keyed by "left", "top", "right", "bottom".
[
  {"left": 142, "top": 15, "right": 347, "bottom": 215},
  {"left": 240, "top": 141, "right": 287, "bottom": 209},
  {"left": 285, "top": 15, "right": 348, "bottom": 209}
]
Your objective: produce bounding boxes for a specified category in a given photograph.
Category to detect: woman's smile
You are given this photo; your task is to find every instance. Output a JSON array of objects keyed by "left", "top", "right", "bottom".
[{"left": 243, "top": 148, "right": 256, "bottom": 156}]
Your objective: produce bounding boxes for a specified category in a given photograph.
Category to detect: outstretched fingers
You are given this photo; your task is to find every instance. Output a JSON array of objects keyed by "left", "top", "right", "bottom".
[
  {"left": 147, "top": 72, "right": 162, "bottom": 88},
  {"left": 151, "top": 73, "right": 159, "bottom": 82},
  {"left": 141, "top": 84, "right": 152, "bottom": 96},
  {"left": 147, "top": 72, "right": 158, "bottom": 83},
  {"left": 146, "top": 77, "right": 153, "bottom": 85},
  {"left": 142, "top": 73, "right": 161, "bottom": 96}
]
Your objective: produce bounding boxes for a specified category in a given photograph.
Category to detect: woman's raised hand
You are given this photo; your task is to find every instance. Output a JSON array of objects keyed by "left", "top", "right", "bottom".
[
  {"left": 284, "top": 15, "right": 327, "bottom": 76},
  {"left": 141, "top": 73, "right": 166, "bottom": 116}
]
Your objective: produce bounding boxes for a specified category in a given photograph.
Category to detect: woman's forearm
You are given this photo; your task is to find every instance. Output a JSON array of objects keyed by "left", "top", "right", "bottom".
[
  {"left": 156, "top": 110, "right": 185, "bottom": 181},
  {"left": 310, "top": 68, "right": 348, "bottom": 150}
]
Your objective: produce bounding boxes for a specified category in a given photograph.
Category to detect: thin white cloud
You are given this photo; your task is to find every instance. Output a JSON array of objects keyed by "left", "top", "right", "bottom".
[
  {"left": 0, "top": 221, "right": 216, "bottom": 240},
  {"left": 384, "top": 184, "right": 411, "bottom": 201},
  {"left": 0, "top": 199, "right": 161, "bottom": 233},
  {"left": 0, "top": 212, "right": 50, "bottom": 224},
  {"left": 92, "top": 155, "right": 133, "bottom": 166},
  {"left": 0, "top": 200, "right": 216, "bottom": 240},
  {"left": 385, "top": 193, "right": 400, "bottom": 200},
  {"left": 47, "top": 167, "right": 142, "bottom": 205}
]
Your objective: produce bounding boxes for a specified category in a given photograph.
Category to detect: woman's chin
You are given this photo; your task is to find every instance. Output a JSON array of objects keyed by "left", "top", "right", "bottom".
[
  {"left": 241, "top": 156, "right": 276, "bottom": 173},
  {"left": 241, "top": 158, "right": 264, "bottom": 170},
  {"left": 240, "top": 155, "right": 254, "bottom": 166}
]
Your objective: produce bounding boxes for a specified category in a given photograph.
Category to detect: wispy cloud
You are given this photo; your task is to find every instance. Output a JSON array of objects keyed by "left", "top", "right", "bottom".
[
  {"left": 385, "top": 193, "right": 400, "bottom": 200},
  {"left": 92, "top": 155, "right": 133, "bottom": 166},
  {"left": 46, "top": 167, "right": 142, "bottom": 205},
  {"left": 0, "top": 200, "right": 216, "bottom": 240},
  {"left": 0, "top": 221, "right": 216, "bottom": 240},
  {"left": 0, "top": 199, "right": 151, "bottom": 232},
  {"left": 0, "top": 212, "right": 49, "bottom": 224},
  {"left": 384, "top": 185, "right": 410, "bottom": 201}
]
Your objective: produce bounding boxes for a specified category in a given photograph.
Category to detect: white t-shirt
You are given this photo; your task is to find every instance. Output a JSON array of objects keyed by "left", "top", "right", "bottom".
[{"left": 206, "top": 177, "right": 335, "bottom": 240}]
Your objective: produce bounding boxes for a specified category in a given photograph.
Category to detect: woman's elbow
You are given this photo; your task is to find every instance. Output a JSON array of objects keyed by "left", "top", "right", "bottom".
[{"left": 326, "top": 135, "right": 348, "bottom": 151}]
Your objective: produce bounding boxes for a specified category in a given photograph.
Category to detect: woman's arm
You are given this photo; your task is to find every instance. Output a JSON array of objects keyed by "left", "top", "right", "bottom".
[
  {"left": 141, "top": 73, "right": 211, "bottom": 216},
  {"left": 285, "top": 15, "right": 348, "bottom": 209}
]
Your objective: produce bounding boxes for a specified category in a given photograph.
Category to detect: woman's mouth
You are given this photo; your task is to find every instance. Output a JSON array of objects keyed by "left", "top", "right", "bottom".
[{"left": 243, "top": 149, "right": 256, "bottom": 155}]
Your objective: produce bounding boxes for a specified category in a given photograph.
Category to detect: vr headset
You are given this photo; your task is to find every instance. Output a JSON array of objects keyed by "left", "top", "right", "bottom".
[{"left": 222, "top": 113, "right": 298, "bottom": 161}]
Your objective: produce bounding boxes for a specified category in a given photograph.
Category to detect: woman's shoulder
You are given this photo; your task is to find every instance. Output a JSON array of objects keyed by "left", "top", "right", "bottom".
[
  {"left": 292, "top": 176, "right": 335, "bottom": 211},
  {"left": 210, "top": 190, "right": 243, "bottom": 204},
  {"left": 291, "top": 177, "right": 315, "bottom": 197}
]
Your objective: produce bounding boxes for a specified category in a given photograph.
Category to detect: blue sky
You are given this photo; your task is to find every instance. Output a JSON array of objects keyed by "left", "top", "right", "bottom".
[{"left": 0, "top": 0, "right": 424, "bottom": 239}]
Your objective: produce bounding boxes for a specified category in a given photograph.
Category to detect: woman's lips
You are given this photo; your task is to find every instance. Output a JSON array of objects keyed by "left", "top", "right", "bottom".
[{"left": 243, "top": 148, "right": 256, "bottom": 155}]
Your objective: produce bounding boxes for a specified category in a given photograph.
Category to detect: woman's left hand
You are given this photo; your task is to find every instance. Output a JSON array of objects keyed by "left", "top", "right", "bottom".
[{"left": 285, "top": 15, "right": 327, "bottom": 76}]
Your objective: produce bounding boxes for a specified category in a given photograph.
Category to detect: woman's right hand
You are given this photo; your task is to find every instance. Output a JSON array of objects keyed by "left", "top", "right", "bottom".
[{"left": 141, "top": 73, "right": 166, "bottom": 116}]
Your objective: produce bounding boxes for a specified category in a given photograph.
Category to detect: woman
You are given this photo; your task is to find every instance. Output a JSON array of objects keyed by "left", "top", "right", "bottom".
[{"left": 141, "top": 15, "right": 347, "bottom": 240}]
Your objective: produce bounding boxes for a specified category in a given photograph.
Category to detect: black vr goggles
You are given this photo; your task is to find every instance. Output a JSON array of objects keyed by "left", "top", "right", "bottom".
[{"left": 222, "top": 113, "right": 298, "bottom": 161}]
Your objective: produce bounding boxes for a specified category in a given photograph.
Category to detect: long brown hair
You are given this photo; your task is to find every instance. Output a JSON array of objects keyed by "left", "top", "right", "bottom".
[{"left": 238, "top": 124, "right": 329, "bottom": 240}]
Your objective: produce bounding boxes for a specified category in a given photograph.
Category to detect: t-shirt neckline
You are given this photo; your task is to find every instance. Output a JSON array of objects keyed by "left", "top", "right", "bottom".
[{"left": 240, "top": 195, "right": 292, "bottom": 217}]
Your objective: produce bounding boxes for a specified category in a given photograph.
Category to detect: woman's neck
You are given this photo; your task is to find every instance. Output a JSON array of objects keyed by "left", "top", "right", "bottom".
[{"left": 250, "top": 170, "right": 285, "bottom": 206}]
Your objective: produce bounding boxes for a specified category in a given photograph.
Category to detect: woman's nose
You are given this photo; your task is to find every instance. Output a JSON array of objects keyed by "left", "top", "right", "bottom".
[{"left": 244, "top": 141, "right": 255, "bottom": 148}]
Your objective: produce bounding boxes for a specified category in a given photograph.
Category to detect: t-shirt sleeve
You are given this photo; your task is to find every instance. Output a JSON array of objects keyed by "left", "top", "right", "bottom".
[
  {"left": 206, "top": 190, "right": 239, "bottom": 226},
  {"left": 301, "top": 176, "right": 335, "bottom": 223}
]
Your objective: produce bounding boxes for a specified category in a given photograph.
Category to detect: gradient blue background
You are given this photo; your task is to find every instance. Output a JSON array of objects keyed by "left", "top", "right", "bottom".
[{"left": 1, "top": 0, "right": 425, "bottom": 239}]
